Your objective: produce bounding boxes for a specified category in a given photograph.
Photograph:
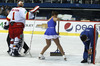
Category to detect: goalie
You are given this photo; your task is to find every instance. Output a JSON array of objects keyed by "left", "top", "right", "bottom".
[
  {"left": 4, "top": 1, "right": 39, "bottom": 56},
  {"left": 80, "top": 28, "right": 98, "bottom": 63}
]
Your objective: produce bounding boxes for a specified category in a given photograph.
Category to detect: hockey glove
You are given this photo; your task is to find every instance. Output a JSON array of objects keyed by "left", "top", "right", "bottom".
[
  {"left": 88, "top": 48, "right": 92, "bottom": 54},
  {"left": 29, "top": 6, "right": 39, "bottom": 13},
  {"left": 4, "top": 22, "right": 9, "bottom": 30}
]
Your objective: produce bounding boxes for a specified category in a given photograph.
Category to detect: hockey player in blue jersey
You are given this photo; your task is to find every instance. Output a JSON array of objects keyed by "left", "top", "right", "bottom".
[{"left": 80, "top": 28, "right": 98, "bottom": 63}]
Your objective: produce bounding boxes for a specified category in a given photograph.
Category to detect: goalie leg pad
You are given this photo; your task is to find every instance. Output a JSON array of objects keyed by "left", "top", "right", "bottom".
[{"left": 9, "top": 37, "right": 22, "bottom": 56}]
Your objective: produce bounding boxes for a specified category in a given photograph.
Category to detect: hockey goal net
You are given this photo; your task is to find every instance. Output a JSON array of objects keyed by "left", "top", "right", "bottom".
[{"left": 93, "top": 24, "right": 100, "bottom": 64}]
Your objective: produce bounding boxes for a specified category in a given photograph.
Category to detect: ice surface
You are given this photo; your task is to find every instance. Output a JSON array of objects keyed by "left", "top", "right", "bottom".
[{"left": 0, "top": 33, "right": 100, "bottom": 66}]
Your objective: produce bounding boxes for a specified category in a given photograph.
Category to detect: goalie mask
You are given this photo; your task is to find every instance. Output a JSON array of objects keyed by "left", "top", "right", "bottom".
[{"left": 17, "top": 1, "right": 24, "bottom": 7}]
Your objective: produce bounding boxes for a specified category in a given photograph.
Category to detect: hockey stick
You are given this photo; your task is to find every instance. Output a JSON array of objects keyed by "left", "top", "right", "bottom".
[{"left": 29, "top": 13, "right": 37, "bottom": 57}]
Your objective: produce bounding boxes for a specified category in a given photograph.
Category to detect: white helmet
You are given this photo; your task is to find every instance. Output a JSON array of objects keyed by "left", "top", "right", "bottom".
[{"left": 17, "top": 1, "right": 24, "bottom": 7}]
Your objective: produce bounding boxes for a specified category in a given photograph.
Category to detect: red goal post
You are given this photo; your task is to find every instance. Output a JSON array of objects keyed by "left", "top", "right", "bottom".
[{"left": 93, "top": 24, "right": 100, "bottom": 64}]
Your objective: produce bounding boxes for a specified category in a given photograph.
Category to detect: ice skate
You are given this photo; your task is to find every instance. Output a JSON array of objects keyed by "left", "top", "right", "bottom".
[
  {"left": 38, "top": 54, "right": 45, "bottom": 60},
  {"left": 81, "top": 59, "right": 87, "bottom": 63},
  {"left": 63, "top": 55, "right": 67, "bottom": 61}
]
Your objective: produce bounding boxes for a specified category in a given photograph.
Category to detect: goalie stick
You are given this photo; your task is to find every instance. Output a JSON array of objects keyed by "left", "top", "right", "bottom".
[
  {"left": 29, "top": 12, "right": 38, "bottom": 57},
  {"left": 28, "top": 6, "right": 39, "bottom": 57}
]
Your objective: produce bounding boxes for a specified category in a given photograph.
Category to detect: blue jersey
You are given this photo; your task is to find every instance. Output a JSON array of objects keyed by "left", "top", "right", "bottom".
[{"left": 80, "top": 28, "right": 94, "bottom": 50}]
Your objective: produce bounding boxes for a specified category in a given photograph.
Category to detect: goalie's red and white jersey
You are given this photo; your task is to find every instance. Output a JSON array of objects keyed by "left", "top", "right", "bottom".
[{"left": 7, "top": 7, "right": 34, "bottom": 24}]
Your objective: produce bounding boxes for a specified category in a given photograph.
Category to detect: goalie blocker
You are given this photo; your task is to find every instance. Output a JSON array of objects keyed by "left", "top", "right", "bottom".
[{"left": 30, "top": 6, "right": 39, "bottom": 13}]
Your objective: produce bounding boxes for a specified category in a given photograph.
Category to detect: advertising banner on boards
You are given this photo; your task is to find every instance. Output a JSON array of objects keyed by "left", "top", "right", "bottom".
[{"left": 0, "top": 19, "right": 99, "bottom": 36}]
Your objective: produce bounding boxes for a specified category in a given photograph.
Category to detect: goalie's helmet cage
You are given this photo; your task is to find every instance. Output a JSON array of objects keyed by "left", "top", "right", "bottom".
[{"left": 17, "top": 1, "right": 24, "bottom": 7}]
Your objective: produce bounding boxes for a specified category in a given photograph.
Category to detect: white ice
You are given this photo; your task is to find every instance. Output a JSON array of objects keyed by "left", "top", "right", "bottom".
[{"left": 0, "top": 33, "right": 100, "bottom": 66}]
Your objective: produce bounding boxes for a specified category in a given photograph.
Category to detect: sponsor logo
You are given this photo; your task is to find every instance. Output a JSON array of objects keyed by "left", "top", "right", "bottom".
[
  {"left": 0, "top": 22, "right": 4, "bottom": 28},
  {"left": 64, "top": 23, "right": 98, "bottom": 32},
  {"left": 75, "top": 24, "right": 93, "bottom": 32},
  {"left": 36, "top": 23, "right": 47, "bottom": 29},
  {"left": 64, "top": 23, "right": 73, "bottom": 32},
  {"left": 25, "top": 24, "right": 34, "bottom": 27}
]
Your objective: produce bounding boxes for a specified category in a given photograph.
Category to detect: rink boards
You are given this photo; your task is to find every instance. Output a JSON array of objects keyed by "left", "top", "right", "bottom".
[{"left": 0, "top": 19, "right": 100, "bottom": 36}]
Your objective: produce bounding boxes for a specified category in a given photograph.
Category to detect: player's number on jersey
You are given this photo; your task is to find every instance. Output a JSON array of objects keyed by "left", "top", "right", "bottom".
[{"left": 12, "top": 12, "right": 15, "bottom": 20}]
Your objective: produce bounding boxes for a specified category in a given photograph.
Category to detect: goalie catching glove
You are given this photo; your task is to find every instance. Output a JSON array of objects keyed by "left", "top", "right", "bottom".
[
  {"left": 3, "top": 22, "right": 9, "bottom": 30},
  {"left": 30, "top": 6, "right": 39, "bottom": 13}
]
